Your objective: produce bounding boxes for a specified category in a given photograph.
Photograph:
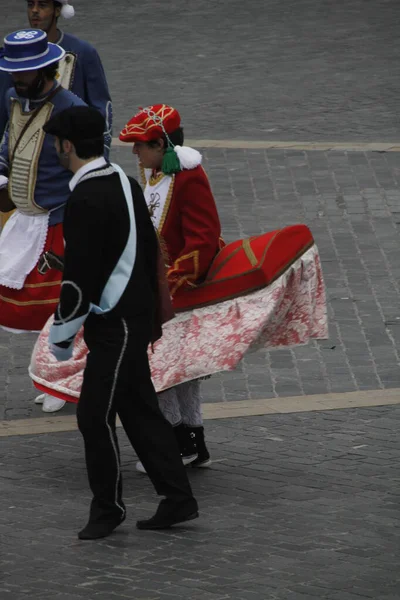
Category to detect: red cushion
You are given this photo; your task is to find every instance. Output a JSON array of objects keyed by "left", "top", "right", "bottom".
[{"left": 173, "top": 224, "right": 314, "bottom": 311}]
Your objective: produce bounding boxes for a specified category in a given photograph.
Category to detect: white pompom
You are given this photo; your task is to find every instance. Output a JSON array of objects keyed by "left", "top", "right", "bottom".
[
  {"left": 174, "top": 145, "right": 202, "bottom": 170},
  {"left": 61, "top": 3, "right": 75, "bottom": 18}
]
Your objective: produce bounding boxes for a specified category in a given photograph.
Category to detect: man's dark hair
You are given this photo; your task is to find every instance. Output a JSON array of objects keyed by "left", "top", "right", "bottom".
[
  {"left": 74, "top": 137, "right": 104, "bottom": 160},
  {"left": 41, "top": 61, "right": 59, "bottom": 81},
  {"left": 27, "top": 0, "right": 62, "bottom": 16},
  {"left": 148, "top": 127, "right": 184, "bottom": 151},
  {"left": 44, "top": 106, "right": 106, "bottom": 159},
  {"left": 60, "top": 137, "right": 104, "bottom": 160}
]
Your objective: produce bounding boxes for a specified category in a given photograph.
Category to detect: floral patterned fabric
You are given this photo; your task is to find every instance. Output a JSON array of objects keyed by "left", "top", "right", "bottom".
[{"left": 29, "top": 245, "right": 328, "bottom": 401}]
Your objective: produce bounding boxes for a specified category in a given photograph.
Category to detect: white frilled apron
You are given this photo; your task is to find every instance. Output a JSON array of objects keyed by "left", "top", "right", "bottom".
[{"left": 0, "top": 210, "right": 49, "bottom": 289}]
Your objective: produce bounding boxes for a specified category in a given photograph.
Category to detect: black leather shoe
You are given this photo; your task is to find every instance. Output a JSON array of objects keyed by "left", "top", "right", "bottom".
[
  {"left": 136, "top": 498, "right": 199, "bottom": 530},
  {"left": 78, "top": 515, "right": 125, "bottom": 540}
]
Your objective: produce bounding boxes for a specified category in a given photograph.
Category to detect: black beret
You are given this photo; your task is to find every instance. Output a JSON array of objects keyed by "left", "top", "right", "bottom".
[{"left": 43, "top": 105, "right": 105, "bottom": 143}]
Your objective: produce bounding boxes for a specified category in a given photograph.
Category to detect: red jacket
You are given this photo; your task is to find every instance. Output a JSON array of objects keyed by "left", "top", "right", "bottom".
[{"left": 159, "top": 166, "right": 223, "bottom": 296}]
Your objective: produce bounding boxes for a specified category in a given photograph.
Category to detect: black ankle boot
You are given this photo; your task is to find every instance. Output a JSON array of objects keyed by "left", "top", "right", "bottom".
[
  {"left": 188, "top": 426, "right": 212, "bottom": 467},
  {"left": 173, "top": 423, "right": 198, "bottom": 465}
]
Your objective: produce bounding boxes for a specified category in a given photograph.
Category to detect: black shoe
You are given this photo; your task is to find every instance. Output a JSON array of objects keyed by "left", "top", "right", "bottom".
[
  {"left": 188, "top": 426, "right": 212, "bottom": 467},
  {"left": 136, "top": 498, "right": 199, "bottom": 530},
  {"left": 78, "top": 514, "right": 125, "bottom": 540},
  {"left": 174, "top": 423, "right": 198, "bottom": 465}
]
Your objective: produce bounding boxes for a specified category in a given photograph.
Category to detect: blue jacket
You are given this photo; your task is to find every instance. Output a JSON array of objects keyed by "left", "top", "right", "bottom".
[
  {"left": 0, "top": 85, "right": 86, "bottom": 226},
  {"left": 0, "top": 31, "right": 112, "bottom": 152}
]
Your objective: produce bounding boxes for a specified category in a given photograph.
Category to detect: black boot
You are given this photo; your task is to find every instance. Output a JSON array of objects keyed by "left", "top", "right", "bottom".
[
  {"left": 136, "top": 498, "right": 199, "bottom": 530},
  {"left": 78, "top": 513, "right": 126, "bottom": 540},
  {"left": 188, "top": 426, "right": 212, "bottom": 467},
  {"left": 174, "top": 423, "right": 198, "bottom": 465}
]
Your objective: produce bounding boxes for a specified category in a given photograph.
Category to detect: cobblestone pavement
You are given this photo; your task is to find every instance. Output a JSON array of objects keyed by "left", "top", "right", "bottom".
[
  {"left": 1, "top": 405, "right": 400, "bottom": 599},
  {"left": 2, "top": 146, "right": 400, "bottom": 419},
  {"left": 1, "top": 2, "right": 400, "bottom": 599},
  {"left": 4, "top": 0, "right": 400, "bottom": 141}
]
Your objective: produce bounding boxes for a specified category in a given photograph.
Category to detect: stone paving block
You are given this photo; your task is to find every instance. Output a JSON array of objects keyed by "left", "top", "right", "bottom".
[{"left": 4, "top": 407, "right": 400, "bottom": 597}]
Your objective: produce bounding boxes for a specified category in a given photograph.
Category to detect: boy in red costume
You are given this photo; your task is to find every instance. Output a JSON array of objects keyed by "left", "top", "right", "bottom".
[{"left": 119, "top": 104, "right": 224, "bottom": 470}]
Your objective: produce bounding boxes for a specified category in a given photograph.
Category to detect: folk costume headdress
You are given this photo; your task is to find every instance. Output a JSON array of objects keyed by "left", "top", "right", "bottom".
[
  {"left": 0, "top": 29, "right": 65, "bottom": 72},
  {"left": 119, "top": 104, "right": 202, "bottom": 175}
]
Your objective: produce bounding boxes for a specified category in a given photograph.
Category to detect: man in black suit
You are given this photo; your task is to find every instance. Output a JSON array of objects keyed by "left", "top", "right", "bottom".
[{"left": 43, "top": 106, "right": 198, "bottom": 540}]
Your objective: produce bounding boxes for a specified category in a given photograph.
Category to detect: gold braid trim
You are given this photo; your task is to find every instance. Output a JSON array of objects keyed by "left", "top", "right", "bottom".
[
  {"left": 156, "top": 231, "right": 171, "bottom": 268},
  {"left": 168, "top": 250, "right": 200, "bottom": 296},
  {"left": 149, "top": 172, "right": 166, "bottom": 186},
  {"left": 242, "top": 238, "right": 258, "bottom": 266},
  {"left": 158, "top": 174, "right": 175, "bottom": 234},
  {"left": 0, "top": 294, "right": 59, "bottom": 306},
  {"left": 24, "top": 280, "right": 62, "bottom": 288},
  {"left": 139, "top": 164, "right": 147, "bottom": 188}
]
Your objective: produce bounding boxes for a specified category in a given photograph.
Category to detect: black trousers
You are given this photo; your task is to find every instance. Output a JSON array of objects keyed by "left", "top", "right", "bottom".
[{"left": 77, "top": 314, "right": 195, "bottom": 523}]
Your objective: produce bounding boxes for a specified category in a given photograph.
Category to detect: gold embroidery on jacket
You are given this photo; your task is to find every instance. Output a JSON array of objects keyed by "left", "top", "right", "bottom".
[{"left": 8, "top": 99, "right": 54, "bottom": 214}]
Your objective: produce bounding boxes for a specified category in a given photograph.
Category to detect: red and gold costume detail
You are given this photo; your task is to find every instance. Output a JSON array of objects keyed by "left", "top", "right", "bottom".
[
  {"left": 121, "top": 103, "right": 224, "bottom": 304},
  {"left": 141, "top": 165, "right": 223, "bottom": 300},
  {"left": 0, "top": 85, "right": 86, "bottom": 332},
  {"left": 120, "top": 103, "right": 226, "bottom": 452},
  {"left": 120, "top": 104, "right": 179, "bottom": 143},
  {"left": 0, "top": 224, "right": 64, "bottom": 331}
]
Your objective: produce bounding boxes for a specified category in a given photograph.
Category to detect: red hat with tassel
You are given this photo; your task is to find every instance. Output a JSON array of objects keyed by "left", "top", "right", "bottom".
[{"left": 120, "top": 104, "right": 202, "bottom": 175}]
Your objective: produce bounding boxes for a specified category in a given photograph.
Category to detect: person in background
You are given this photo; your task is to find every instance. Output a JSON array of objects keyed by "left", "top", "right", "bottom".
[
  {"left": 0, "top": 0, "right": 112, "bottom": 146},
  {"left": 0, "top": 0, "right": 112, "bottom": 413},
  {"left": 0, "top": 30, "right": 86, "bottom": 400}
]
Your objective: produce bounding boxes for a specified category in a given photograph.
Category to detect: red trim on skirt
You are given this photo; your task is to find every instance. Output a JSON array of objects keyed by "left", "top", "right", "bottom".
[
  {"left": 0, "top": 223, "right": 64, "bottom": 331},
  {"left": 34, "top": 381, "right": 78, "bottom": 403}
]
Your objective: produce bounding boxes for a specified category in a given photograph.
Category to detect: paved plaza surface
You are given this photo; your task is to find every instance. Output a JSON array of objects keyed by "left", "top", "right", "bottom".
[
  {"left": 2, "top": 1, "right": 400, "bottom": 598},
  {"left": 3, "top": 0, "right": 400, "bottom": 142},
  {"left": 2, "top": 406, "right": 400, "bottom": 600}
]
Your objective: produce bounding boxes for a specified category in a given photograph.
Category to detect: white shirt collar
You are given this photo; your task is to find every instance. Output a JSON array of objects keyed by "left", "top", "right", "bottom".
[{"left": 69, "top": 157, "right": 108, "bottom": 192}]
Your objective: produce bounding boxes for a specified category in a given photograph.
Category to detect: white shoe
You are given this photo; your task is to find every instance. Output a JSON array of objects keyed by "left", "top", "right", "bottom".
[
  {"left": 34, "top": 394, "right": 45, "bottom": 405},
  {"left": 42, "top": 395, "right": 66, "bottom": 413},
  {"left": 136, "top": 453, "right": 198, "bottom": 474}
]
